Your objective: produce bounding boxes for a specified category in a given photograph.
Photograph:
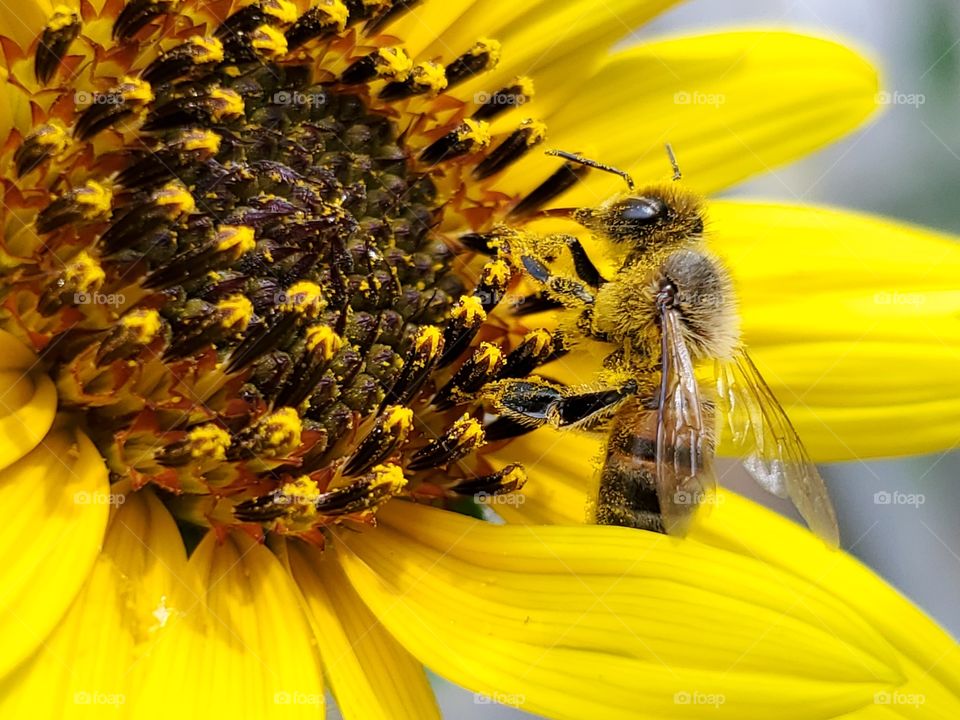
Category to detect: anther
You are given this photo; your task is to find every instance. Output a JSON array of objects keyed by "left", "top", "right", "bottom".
[
  {"left": 116, "top": 128, "right": 222, "bottom": 190},
  {"left": 96, "top": 309, "right": 167, "bottom": 365},
  {"left": 35, "top": 7, "right": 81, "bottom": 84},
  {"left": 378, "top": 60, "right": 447, "bottom": 101},
  {"left": 444, "top": 39, "right": 501, "bottom": 88},
  {"left": 14, "top": 121, "right": 70, "bottom": 178},
  {"left": 286, "top": 0, "right": 349, "bottom": 49},
  {"left": 408, "top": 414, "right": 485, "bottom": 471},
  {"left": 508, "top": 161, "right": 590, "bottom": 219},
  {"left": 74, "top": 77, "right": 153, "bottom": 141},
  {"left": 437, "top": 295, "right": 486, "bottom": 368},
  {"left": 364, "top": 0, "right": 422, "bottom": 34},
  {"left": 36, "top": 180, "right": 113, "bottom": 235},
  {"left": 165, "top": 294, "right": 253, "bottom": 360},
  {"left": 143, "top": 224, "right": 256, "bottom": 289},
  {"left": 380, "top": 325, "right": 444, "bottom": 408},
  {"left": 156, "top": 423, "right": 232, "bottom": 467},
  {"left": 99, "top": 180, "right": 195, "bottom": 253},
  {"left": 473, "top": 119, "right": 546, "bottom": 180},
  {"left": 38, "top": 250, "right": 105, "bottom": 315},
  {"left": 342, "top": 406, "right": 413, "bottom": 476},
  {"left": 142, "top": 86, "right": 245, "bottom": 131},
  {"left": 420, "top": 119, "right": 491, "bottom": 165},
  {"left": 472, "top": 77, "right": 534, "bottom": 121},
  {"left": 433, "top": 341, "right": 504, "bottom": 408},
  {"left": 449, "top": 464, "right": 527, "bottom": 497},
  {"left": 341, "top": 48, "right": 412, "bottom": 84},
  {"left": 141, "top": 35, "right": 224, "bottom": 85},
  {"left": 497, "top": 328, "right": 555, "bottom": 379},
  {"left": 275, "top": 325, "right": 344, "bottom": 408},
  {"left": 227, "top": 406, "right": 302, "bottom": 461}
]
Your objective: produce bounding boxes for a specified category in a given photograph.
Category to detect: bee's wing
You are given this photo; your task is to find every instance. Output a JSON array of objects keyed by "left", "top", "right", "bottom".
[
  {"left": 715, "top": 350, "right": 840, "bottom": 546},
  {"left": 656, "top": 307, "right": 717, "bottom": 536}
]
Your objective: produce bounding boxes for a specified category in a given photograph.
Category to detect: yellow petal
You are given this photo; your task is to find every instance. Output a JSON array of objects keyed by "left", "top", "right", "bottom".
[
  {"left": 286, "top": 539, "right": 441, "bottom": 720},
  {"left": 0, "top": 329, "right": 57, "bottom": 472},
  {"left": 690, "top": 489, "right": 960, "bottom": 717},
  {"left": 335, "top": 501, "right": 912, "bottom": 720},
  {"left": 0, "top": 488, "right": 189, "bottom": 716},
  {"left": 134, "top": 530, "right": 324, "bottom": 719},
  {"left": 709, "top": 200, "right": 960, "bottom": 460},
  {"left": 0, "top": 0, "right": 53, "bottom": 51},
  {"left": 0, "top": 425, "right": 109, "bottom": 680},
  {"left": 498, "top": 32, "right": 879, "bottom": 200}
]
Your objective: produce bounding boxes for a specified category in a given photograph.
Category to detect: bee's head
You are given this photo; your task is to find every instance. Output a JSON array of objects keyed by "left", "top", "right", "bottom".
[{"left": 572, "top": 185, "right": 705, "bottom": 259}]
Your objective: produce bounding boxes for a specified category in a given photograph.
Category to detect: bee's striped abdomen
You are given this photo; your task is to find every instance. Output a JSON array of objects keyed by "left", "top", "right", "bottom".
[{"left": 595, "top": 400, "right": 665, "bottom": 532}]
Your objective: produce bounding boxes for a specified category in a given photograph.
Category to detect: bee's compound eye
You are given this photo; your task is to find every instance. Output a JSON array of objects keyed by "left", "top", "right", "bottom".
[{"left": 620, "top": 197, "right": 666, "bottom": 224}]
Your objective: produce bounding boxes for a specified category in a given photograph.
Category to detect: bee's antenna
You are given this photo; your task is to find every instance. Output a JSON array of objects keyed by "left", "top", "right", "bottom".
[
  {"left": 545, "top": 149, "right": 635, "bottom": 191},
  {"left": 665, "top": 144, "right": 682, "bottom": 181}
]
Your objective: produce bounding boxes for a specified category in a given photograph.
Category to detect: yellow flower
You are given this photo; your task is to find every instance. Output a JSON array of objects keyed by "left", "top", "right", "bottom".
[{"left": 0, "top": 1, "right": 957, "bottom": 719}]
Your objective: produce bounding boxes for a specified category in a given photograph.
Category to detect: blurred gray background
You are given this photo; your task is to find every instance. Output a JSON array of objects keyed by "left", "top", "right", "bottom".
[{"left": 334, "top": 1, "right": 960, "bottom": 716}]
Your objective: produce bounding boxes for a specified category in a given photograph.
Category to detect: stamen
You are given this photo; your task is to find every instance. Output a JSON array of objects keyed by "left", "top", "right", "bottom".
[
  {"left": 286, "top": 1, "right": 349, "bottom": 49},
  {"left": 365, "top": 0, "right": 423, "bottom": 34},
  {"left": 408, "top": 414, "right": 485, "bottom": 470},
  {"left": 433, "top": 341, "right": 504, "bottom": 408},
  {"left": 508, "top": 161, "right": 590, "bottom": 219},
  {"left": 96, "top": 309, "right": 166, "bottom": 365},
  {"left": 113, "top": 0, "right": 178, "bottom": 41},
  {"left": 36, "top": 180, "right": 113, "bottom": 234},
  {"left": 444, "top": 39, "right": 501, "bottom": 88},
  {"left": 381, "top": 325, "right": 444, "bottom": 407},
  {"left": 450, "top": 464, "right": 527, "bottom": 496},
  {"left": 35, "top": 7, "right": 81, "bottom": 84},
  {"left": 498, "top": 328, "right": 555, "bottom": 379},
  {"left": 379, "top": 61, "right": 447, "bottom": 100},
  {"left": 141, "top": 35, "right": 225, "bottom": 85},
  {"left": 157, "top": 424, "right": 232, "bottom": 467},
  {"left": 472, "top": 77, "right": 534, "bottom": 121},
  {"left": 99, "top": 181, "right": 195, "bottom": 253},
  {"left": 73, "top": 77, "right": 153, "bottom": 140},
  {"left": 228, "top": 406, "right": 303, "bottom": 461},
  {"left": 420, "top": 119, "right": 492, "bottom": 165},
  {"left": 438, "top": 295, "right": 486, "bottom": 368},
  {"left": 474, "top": 119, "right": 547, "bottom": 179},
  {"left": 342, "top": 405, "right": 413, "bottom": 476},
  {"left": 341, "top": 48, "right": 413, "bottom": 84},
  {"left": 14, "top": 121, "right": 70, "bottom": 178}
]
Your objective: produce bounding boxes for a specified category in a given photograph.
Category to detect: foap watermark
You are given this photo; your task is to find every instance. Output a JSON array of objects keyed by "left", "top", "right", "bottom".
[
  {"left": 873, "top": 490, "right": 925, "bottom": 508},
  {"left": 673, "top": 90, "right": 726, "bottom": 108},
  {"left": 874, "top": 290, "right": 925, "bottom": 306},
  {"left": 74, "top": 691, "right": 126, "bottom": 706},
  {"left": 74, "top": 90, "right": 123, "bottom": 106},
  {"left": 875, "top": 90, "right": 925, "bottom": 108},
  {"left": 473, "top": 90, "right": 526, "bottom": 108},
  {"left": 273, "top": 690, "right": 323, "bottom": 706},
  {"left": 473, "top": 691, "right": 526, "bottom": 708},
  {"left": 74, "top": 291, "right": 125, "bottom": 307},
  {"left": 874, "top": 691, "right": 926, "bottom": 708},
  {"left": 475, "top": 491, "right": 526, "bottom": 507},
  {"left": 74, "top": 490, "right": 126, "bottom": 507},
  {"left": 272, "top": 90, "right": 326, "bottom": 107},
  {"left": 674, "top": 690, "right": 726, "bottom": 708}
]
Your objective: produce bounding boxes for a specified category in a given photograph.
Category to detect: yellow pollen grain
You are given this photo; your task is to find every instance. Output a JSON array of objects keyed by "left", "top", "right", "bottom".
[
  {"left": 154, "top": 182, "right": 196, "bottom": 217},
  {"left": 190, "top": 35, "right": 225, "bottom": 64},
  {"left": 258, "top": 407, "right": 302, "bottom": 454},
  {"left": 483, "top": 259, "right": 511, "bottom": 286},
  {"left": 280, "top": 476, "right": 321, "bottom": 520},
  {"left": 458, "top": 118, "right": 491, "bottom": 148},
  {"left": 47, "top": 6, "right": 79, "bottom": 31},
  {"left": 369, "top": 463, "right": 407, "bottom": 493},
  {"left": 187, "top": 424, "right": 231, "bottom": 461},
  {"left": 377, "top": 47, "right": 413, "bottom": 80},
  {"left": 263, "top": 0, "right": 299, "bottom": 24},
  {"left": 521, "top": 118, "right": 548, "bottom": 144},
  {"left": 473, "top": 38, "right": 502, "bottom": 69},
  {"left": 251, "top": 24, "right": 288, "bottom": 59},
  {"left": 181, "top": 128, "right": 221, "bottom": 153},
  {"left": 413, "top": 61, "right": 448, "bottom": 95},
  {"left": 32, "top": 120, "right": 70, "bottom": 152},
  {"left": 64, "top": 251, "right": 105, "bottom": 293},
  {"left": 217, "top": 294, "right": 253, "bottom": 332},
  {"left": 514, "top": 75, "right": 536, "bottom": 98},
  {"left": 452, "top": 295, "right": 486, "bottom": 324},
  {"left": 75, "top": 180, "right": 113, "bottom": 218},
  {"left": 119, "top": 76, "right": 154, "bottom": 105},
  {"left": 318, "top": 0, "right": 350, "bottom": 30},
  {"left": 475, "top": 342, "right": 503, "bottom": 368},
  {"left": 281, "top": 281, "right": 325, "bottom": 317},
  {"left": 209, "top": 87, "right": 245, "bottom": 121},
  {"left": 383, "top": 406, "right": 413, "bottom": 434},
  {"left": 414, "top": 325, "right": 443, "bottom": 357},
  {"left": 215, "top": 224, "right": 256, "bottom": 254},
  {"left": 451, "top": 414, "right": 485, "bottom": 446},
  {"left": 120, "top": 309, "right": 162, "bottom": 344},
  {"left": 305, "top": 325, "right": 343, "bottom": 359},
  {"left": 526, "top": 328, "right": 552, "bottom": 354}
]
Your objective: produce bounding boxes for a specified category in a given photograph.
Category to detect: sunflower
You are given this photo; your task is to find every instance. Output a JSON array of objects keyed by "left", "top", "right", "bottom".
[{"left": 0, "top": 0, "right": 958, "bottom": 718}]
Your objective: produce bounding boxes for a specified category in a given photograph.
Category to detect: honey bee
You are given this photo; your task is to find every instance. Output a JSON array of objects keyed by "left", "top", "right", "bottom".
[{"left": 486, "top": 148, "right": 839, "bottom": 544}]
